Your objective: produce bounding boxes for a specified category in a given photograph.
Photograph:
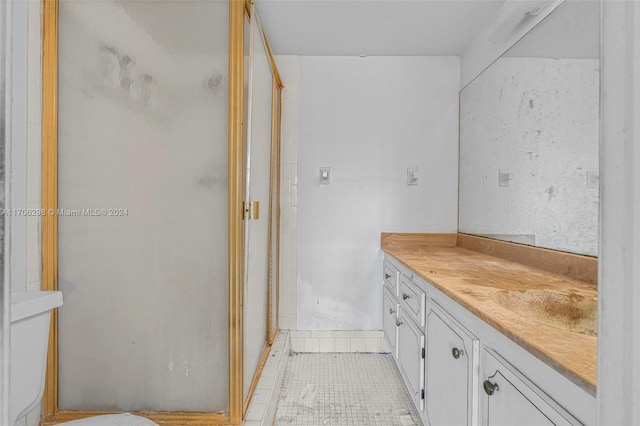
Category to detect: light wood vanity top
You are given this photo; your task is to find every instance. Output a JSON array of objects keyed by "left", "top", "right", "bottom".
[{"left": 382, "top": 233, "right": 597, "bottom": 394}]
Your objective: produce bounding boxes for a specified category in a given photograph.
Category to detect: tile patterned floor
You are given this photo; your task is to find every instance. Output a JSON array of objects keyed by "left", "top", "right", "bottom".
[{"left": 274, "top": 353, "right": 422, "bottom": 426}]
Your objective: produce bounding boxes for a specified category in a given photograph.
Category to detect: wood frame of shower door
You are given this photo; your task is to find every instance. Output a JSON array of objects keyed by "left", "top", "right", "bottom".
[{"left": 40, "top": 0, "right": 249, "bottom": 424}]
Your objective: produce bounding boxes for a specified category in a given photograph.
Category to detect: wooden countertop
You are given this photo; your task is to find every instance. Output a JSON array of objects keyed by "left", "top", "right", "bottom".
[{"left": 382, "top": 233, "right": 597, "bottom": 394}]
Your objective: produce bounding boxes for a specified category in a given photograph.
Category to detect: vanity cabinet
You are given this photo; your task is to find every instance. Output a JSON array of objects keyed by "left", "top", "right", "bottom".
[
  {"left": 382, "top": 255, "right": 592, "bottom": 426},
  {"left": 425, "top": 301, "right": 479, "bottom": 426},
  {"left": 382, "top": 260, "right": 426, "bottom": 417},
  {"left": 481, "top": 350, "right": 576, "bottom": 426}
]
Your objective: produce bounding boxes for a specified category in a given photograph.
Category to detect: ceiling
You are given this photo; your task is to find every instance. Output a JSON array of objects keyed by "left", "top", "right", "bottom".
[{"left": 256, "top": 0, "right": 507, "bottom": 56}]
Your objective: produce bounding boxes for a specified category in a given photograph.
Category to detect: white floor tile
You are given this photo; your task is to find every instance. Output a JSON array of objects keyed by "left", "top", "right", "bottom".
[
  {"left": 274, "top": 353, "right": 422, "bottom": 425},
  {"left": 246, "top": 402, "right": 267, "bottom": 421}
]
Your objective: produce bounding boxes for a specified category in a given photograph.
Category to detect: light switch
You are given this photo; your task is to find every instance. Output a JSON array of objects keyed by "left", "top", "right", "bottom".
[
  {"left": 407, "top": 167, "right": 418, "bottom": 186},
  {"left": 498, "top": 169, "right": 512, "bottom": 187},
  {"left": 586, "top": 170, "right": 599, "bottom": 189},
  {"left": 319, "top": 167, "right": 330, "bottom": 185}
]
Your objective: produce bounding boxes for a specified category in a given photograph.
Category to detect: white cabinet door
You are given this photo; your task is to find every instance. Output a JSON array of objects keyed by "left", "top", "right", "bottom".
[
  {"left": 481, "top": 350, "right": 576, "bottom": 426},
  {"left": 397, "top": 309, "right": 425, "bottom": 411},
  {"left": 383, "top": 288, "right": 398, "bottom": 357},
  {"left": 426, "top": 302, "right": 479, "bottom": 426}
]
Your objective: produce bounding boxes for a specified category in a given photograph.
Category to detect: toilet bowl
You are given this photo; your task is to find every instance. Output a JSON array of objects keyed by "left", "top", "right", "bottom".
[
  {"left": 58, "top": 413, "right": 159, "bottom": 425},
  {"left": 10, "top": 291, "right": 63, "bottom": 425},
  {"left": 9, "top": 292, "right": 158, "bottom": 426}
]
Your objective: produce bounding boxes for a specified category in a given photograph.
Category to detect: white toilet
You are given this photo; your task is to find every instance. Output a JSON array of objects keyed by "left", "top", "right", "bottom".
[{"left": 10, "top": 291, "right": 158, "bottom": 426}]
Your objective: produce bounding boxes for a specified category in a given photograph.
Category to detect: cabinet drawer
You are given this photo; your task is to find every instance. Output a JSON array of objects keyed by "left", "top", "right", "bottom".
[
  {"left": 383, "top": 262, "right": 399, "bottom": 296},
  {"left": 383, "top": 288, "right": 398, "bottom": 358},
  {"left": 399, "top": 274, "right": 426, "bottom": 327}
]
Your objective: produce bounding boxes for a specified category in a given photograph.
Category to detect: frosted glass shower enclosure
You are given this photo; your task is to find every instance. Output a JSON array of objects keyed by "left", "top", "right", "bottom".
[
  {"left": 41, "top": 0, "right": 282, "bottom": 423},
  {"left": 243, "top": 5, "right": 282, "bottom": 404}
]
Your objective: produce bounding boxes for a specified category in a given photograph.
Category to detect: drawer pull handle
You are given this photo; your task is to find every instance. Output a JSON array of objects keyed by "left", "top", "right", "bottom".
[
  {"left": 389, "top": 308, "right": 396, "bottom": 314},
  {"left": 395, "top": 320, "right": 403, "bottom": 327},
  {"left": 483, "top": 380, "right": 499, "bottom": 396},
  {"left": 385, "top": 273, "right": 392, "bottom": 279},
  {"left": 451, "top": 347, "right": 464, "bottom": 359},
  {"left": 402, "top": 293, "right": 411, "bottom": 300}
]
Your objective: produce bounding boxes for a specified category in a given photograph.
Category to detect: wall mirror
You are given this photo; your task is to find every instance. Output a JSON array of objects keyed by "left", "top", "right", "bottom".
[{"left": 459, "top": 0, "right": 600, "bottom": 257}]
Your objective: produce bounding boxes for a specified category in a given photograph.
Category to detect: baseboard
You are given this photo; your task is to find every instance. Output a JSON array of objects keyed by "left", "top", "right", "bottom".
[{"left": 289, "top": 330, "right": 386, "bottom": 353}]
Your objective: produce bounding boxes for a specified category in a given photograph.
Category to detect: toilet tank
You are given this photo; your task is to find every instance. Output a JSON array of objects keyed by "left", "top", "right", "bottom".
[{"left": 10, "top": 291, "right": 63, "bottom": 426}]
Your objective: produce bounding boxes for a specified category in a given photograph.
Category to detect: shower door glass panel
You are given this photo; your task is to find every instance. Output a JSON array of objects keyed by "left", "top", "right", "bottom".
[
  {"left": 243, "top": 9, "right": 273, "bottom": 401},
  {"left": 57, "top": 0, "right": 229, "bottom": 412}
]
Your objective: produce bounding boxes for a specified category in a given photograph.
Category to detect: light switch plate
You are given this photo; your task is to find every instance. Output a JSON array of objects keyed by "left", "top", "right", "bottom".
[
  {"left": 407, "top": 167, "right": 418, "bottom": 186},
  {"left": 498, "top": 169, "right": 512, "bottom": 187},
  {"left": 320, "top": 167, "right": 330, "bottom": 185},
  {"left": 586, "top": 170, "right": 599, "bottom": 189}
]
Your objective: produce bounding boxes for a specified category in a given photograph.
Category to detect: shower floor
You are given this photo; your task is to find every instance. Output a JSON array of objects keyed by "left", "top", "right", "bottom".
[{"left": 274, "top": 353, "right": 422, "bottom": 426}]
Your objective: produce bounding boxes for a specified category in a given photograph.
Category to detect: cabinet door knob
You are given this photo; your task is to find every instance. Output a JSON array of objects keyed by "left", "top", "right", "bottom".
[
  {"left": 389, "top": 308, "right": 396, "bottom": 314},
  {"left": 385, "top": 273, "right": 392, "bottom": 279},
  {"left": 451, "top": 347, "right": 464, "bottom": 359},
  {"left": 402, "top": 293, "right": 411, "bottom": 300},
  {"left": 395, "top": 320, "right": 403, "bottom": 327},
  {"left": 483, "top": 380, "right": 499, "bottom": 396}
]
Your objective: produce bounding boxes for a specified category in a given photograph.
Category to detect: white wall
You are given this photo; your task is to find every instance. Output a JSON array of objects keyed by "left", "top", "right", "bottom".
[
  {"left": 8, "top": 0, "right": 27, "bottom": 298},
  {"left": 296, "top": 56, "right": 459, "bottom": 331},
  {"left": 25, "top": 0, "right": 42, "bottom": 298},
  {"left": 12, "top": 1, "right": 42, "bottom": 424}
]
